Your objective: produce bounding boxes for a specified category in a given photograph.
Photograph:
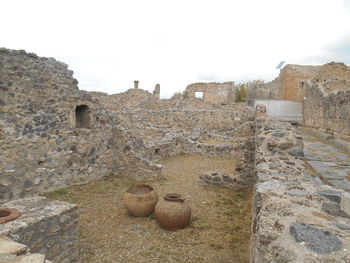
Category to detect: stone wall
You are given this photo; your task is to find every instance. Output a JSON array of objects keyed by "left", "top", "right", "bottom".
[
  {"left": 251, "top": 117, "right": 350, "bottom": 263},
  {"left": 115, "top": 105, "right": 254, "bottom": 164},
  {"left": 0, "top": 48, "right": 161, "bottom": 203},
  {"left": 312, "top": 62, "right": 350, "bottom": 82},
  {"left": 0, "top": 48, "right": 259, "bottom": 203},
  {"left": 278, "top": 64, "right": 321, "bottom": 101},
  {"left": 247, "top": 81, "right": 280, "bottom": 101},
  {"left": 0, "top": 197, "right": 78, "bottom": 263},
  {"left": 248, "top": 63, "right": 350, "bottom": 102},
  {"left": 303, "top": 79, "right": 350, "bottom": 139},
  {"left": 184, "top": 82, "right": 235, "bottom": 105},
  {"left": 118, "top": 106, "right": 249, "bottom": 132}
]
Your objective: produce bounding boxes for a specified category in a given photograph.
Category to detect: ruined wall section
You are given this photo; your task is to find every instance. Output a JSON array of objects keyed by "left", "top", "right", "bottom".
[
  {"left": 91, "top": 88, "right": 164, "bottom": 111},
  {"left": 184, "top": 82, "right": 235, "bottom": 105},
  {"left": 0, "top": 48, "right": 160, "bottom": 203},
  {"left": 312, "top": 62, "right": 350, "bottom": 82},
  {"left": 249, "top": 63, "right": 350, "bottom": 102},
  {"left": 278, "top": 64, "right": 320, "bottom": 101},
  {"left": 248, "top": 64, "right": 321, "bottom": 101},
  {"left": 0, "top": 197, "right": 78, "bottom": 263},
  {"left": 247, "top": 80, "right": 280, "bottom": 101},
  {"left": 303, "top": 80, "right": 350, "bottom": 139},
  {"left": 118, "top": 106, "right": 249, "bottom": 132},
  {"left": 252, "top": 117, "right": 350, "bottom": 263},
  {"left": 112, "top": 105, "right": 255, "bottom": 169}
]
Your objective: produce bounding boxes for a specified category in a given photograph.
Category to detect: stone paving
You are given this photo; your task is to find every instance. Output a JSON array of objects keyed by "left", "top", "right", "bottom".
[{"left": 302, "top": 131, "right": 350, "bottom": 191}]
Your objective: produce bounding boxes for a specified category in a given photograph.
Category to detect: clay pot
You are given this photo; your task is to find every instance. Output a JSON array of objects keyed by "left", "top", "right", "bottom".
[
  {"left": 0, "top": 208, "right": 21, "bottom": 224},
  {"left": 123, "top": 184, "right": 158, "bottom": 217},
  {"left": 154, "top": 193, "right": 191, "bottom": 230}
]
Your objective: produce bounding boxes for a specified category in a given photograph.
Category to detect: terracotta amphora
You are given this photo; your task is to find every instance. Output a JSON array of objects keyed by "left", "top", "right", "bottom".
[
  {"left": 123, "top": 184, "right": 158, "bottom": 217},
  {"left": 154, "top": 193, "right": 191, "bottom": 230}
]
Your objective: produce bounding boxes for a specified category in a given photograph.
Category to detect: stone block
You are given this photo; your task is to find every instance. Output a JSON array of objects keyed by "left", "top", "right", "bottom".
[
  {"left": 316, "top": 189, "right": 341, "bottom": 203},
  {"left": 0, "top": 235, "right": 27, "bottom": 255},
  {"left": 9, "top": 254, "right": 45, "bottom": 263},
  {"left": 0, "top": 197, "right": 78, "bottom": 263},
  {"left": 288, "top": 147, "right": 304, "bottom": 157},
  {"left": 340, "top": 192, "right": 350, "bottom": 215},
  {"left": 290, "top": 222, "right": 342, "bottom": 254}
]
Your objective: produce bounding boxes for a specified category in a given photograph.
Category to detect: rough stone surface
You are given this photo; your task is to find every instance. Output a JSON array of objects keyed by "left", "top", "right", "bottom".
[
  {"left": 184, "top": 82, "right": 235, "bottom": 104},
  {"left": 0, "top": 235, "right": 50, "bottom": 263},
  {"left": 248, "top": 62, "right": 350, "bottom": 102},
  {"left": 198, "top": 171, "right": 250, "bottom": 190},
  {"left": 0, "top": 48, "right": 162, "bottom": 203},
  {"left": 0, "top": 235, "right": 27, "bottom": 255},
  {"left": 290, "top": 222, "right": 342, "bottom": 254},
  {"left": 0, "top": 197, "right": 78, "bottom": 263},
  {"left": 9, "top": 254, "right": 46, "bottom": 263},
  {"left": 317, "top": 190, "right": 341, "bottom": 203},
  {"left": 303, "top": 130, "right": 350, "bottom": 192},
  {"left": 340, "top": 192, "right": 350, "bottom": 215},
  {"left": 251, "top": 116, "right": 350, "bottom": 263},
  {"left": 303, "top": 78, "right": 350, "bottom": 139}
]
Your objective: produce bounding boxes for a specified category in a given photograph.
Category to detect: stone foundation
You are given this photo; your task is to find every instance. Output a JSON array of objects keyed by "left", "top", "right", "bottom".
[
  {"left": 0, "top": 197, "right": 78, "bottom": 263},
  {"left": 251, "top": 117, "right": 350, "bottom": 263}
]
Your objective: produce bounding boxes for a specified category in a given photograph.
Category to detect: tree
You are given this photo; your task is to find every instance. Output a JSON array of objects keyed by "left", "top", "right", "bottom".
[
  {"left": 238, "top": 84, "right": 246, "bottom": 102},
  {"left": 235, "top": 84, "right": 246, "bottom": 102},
  {"left": 171, "top": 91, "right": 183, "bottom": 99}
]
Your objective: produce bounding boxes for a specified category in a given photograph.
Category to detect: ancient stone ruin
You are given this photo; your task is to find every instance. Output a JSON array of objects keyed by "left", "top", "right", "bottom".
[
  {"left": 1, "top": 47, "right": 350, "bottom": 263},
  {"left": 184, "top": 82, "right": 236, "bottom": 105}
]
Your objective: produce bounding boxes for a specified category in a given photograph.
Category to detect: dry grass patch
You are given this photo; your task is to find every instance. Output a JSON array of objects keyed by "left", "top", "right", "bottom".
[{"left": 44, "top": 154, "right": 252, "bottom": 263}]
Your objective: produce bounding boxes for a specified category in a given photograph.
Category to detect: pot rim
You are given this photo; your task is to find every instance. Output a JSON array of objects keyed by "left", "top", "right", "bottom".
[
  {"left": 126, "top": 184, "right": 154, "bottom": 195},
  {"left": 164, "top": 193, "right": 185, "bottom": 202},
  {"left": 0, "top": 208, "right": 22, "bottom": 224}
]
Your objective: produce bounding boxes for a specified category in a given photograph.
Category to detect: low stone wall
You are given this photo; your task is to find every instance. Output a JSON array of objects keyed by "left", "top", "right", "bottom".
[
  {"left": 118, "top": 108, "right": 249, "bottom": 132},
  {"left": 251, "top": 117, "right": 350, "bottom": 263},
  {"left": 0, "top": 197, "right": 78, "bottom": 263}
]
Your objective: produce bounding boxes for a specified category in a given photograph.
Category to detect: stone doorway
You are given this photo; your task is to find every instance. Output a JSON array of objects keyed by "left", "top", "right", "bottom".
[{"left": 75, "top": 105, "right": 91, "bottom": 128}]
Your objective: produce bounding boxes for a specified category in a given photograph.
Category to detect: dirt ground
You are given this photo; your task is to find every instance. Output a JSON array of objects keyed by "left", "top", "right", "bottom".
[{"left": 45, "top": 154, "right": 252, "bottom": 263}]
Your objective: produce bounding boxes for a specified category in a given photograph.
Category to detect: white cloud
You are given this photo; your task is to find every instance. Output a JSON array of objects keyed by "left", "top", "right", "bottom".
[{"left": 1, "top": 0, "right": 350, "bottom": 98}]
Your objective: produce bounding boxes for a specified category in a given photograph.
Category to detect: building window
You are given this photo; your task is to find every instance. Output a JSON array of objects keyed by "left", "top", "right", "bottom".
[
  {"left": 195, "top": 91, "right": 204, "bottom": 99},
  {"left": 75, "top": 105, "right": 90, "bottom": 128}
]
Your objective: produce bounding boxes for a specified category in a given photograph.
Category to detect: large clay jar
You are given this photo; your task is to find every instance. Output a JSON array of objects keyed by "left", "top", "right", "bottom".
[
  {"left": 154, "top": 193, "right": 191, "bottom": 230},
  {"left": 123, "top": 184, "right": 158, "bottom": 217}
]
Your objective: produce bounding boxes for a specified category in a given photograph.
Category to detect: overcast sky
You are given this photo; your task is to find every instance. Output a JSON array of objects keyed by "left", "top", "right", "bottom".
[{"left": 1, "top": 0, "right": 350, "bottom": 98}]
